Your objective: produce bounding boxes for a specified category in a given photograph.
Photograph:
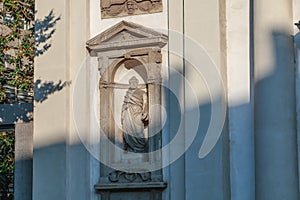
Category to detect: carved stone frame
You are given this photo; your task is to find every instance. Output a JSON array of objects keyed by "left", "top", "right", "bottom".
[{"left": 86, "top": 21, "right": 168, "bottom": 199}]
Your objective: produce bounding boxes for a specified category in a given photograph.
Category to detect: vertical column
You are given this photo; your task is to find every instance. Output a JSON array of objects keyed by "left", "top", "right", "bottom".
[
  {"left": 294, "top": 0, "right": 300, "bottom": 195},
  {"left": 294, "top": 0, "right": 300, "bottom": 194},
  {"left": 226, "top": 0, "right": 255, "bottom": 199},
  {"left": 148, "top": 50, "right": 163, "bottom": 179},
  {"left": 34, "top": 0, "right": 69, "bottom": 199},
  {"left": 184, "top": 0, "right": 225, "bottom": 199},
  {"left": 99, "top": 56, "right": 111, "bottom": 178},
  {"left": 168, "top": 0, "right": 185, "bottom": 199},
  {"left": 254, "top": 0, "right": 299, "bottom": 199},
  {"left": 68, "top": 0, "right": 90, "bottom": 199},
  {"left": 295, "top": 31, "right": 300, "bottom": 200},
  {"left": 14, "top": 122, "right": 33, "bottom": 200}
]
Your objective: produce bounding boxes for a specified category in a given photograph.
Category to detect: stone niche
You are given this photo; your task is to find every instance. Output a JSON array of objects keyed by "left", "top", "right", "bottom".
[
  {"left": 101, "top": 0, "right": 163, "bottom": 19},
  {"left": 86, "top": 21, "right": 168, "bottom": 200}
]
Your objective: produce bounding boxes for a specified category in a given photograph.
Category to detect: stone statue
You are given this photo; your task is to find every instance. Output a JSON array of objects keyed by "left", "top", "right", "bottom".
[
  {"left": 126, "top": 0, "right": 136, "bottom": 14},
  {"left": 121, "top": 76, "right": 148, "bottom": 153}
]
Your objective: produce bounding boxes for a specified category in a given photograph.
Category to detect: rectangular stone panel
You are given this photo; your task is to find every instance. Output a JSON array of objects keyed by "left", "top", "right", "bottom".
[
  {"left": 99, "top": 190, "right": 162, "bottom": 200},
  {"left": 101, "top": 0, "right": 163, "bottom": 19},
  {"left": 111, "top": 191, "right": 153, "bottom": 200}
]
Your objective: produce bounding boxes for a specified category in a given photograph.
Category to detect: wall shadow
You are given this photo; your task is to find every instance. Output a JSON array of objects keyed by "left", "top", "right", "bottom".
[
  {"left": 294, "top": 26, "right": 300, "bottom": 197},
  {"left": 35, "top": 10, "right": 61, "bottom": 57},
  {"left": 29, "top": 27, "right": 300, "bottom": 199},
  {"left": 31, "top": 141, "right": 90, "bottom": 200},
  {"left": 0, "top": 8, "right": 64, "bottom": 200},
  {"left": 161, "top": 63, "right": 229, "bottom": 200},
  {"left": 0, "top": 9, "right": 62, "bottom": 125},
  {"left": 254, "top": 30, "right": 299, "bottom": 199},
  {"left": 34, "top": 79, "right": 71, "bottom": 103},
  {"left": 0, "top": 103, "right": 33, "bottom": 125},
  {"left": 18, "top": 18, "right": 300, "bottom": 200}
]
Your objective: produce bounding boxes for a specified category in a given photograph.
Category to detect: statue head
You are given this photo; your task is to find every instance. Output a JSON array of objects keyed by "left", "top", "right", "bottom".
[
  {"left": 126, "top": 0, "right": 136, "bottom": 14},
  {"left": 129, "top": 76, "right": 139, "bottom": 89}
]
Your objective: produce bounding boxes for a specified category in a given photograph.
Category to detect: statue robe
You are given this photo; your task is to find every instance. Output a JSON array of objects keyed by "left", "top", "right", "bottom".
[{"left": 121, "top": 88, "right": 148, "bottom": 152}]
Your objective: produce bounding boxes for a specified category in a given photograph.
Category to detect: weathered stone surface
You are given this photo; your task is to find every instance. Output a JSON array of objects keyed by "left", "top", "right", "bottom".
[
  {"left": 100, "top": 0, "right": 163, "bottom": 19},
  {"left": 14, "top": 122, "right": 33, "bottom": 200}
]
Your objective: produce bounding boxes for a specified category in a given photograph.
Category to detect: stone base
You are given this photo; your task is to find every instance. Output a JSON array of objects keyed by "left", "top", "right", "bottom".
[
  {"left": 121, "top": 152, "right": 146, "bottom": 163},
  {"left": 95, "top": 182, "right": 167, "bottom": 200}
]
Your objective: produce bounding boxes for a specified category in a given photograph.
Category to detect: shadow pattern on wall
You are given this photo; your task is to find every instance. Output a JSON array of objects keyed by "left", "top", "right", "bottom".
[
  {"left": 35, "top": 10, "right": 61, "bottom": 57},
  {"left": 34, "top": 79, "right": 71, "bottom": 103},
  {"left": 0, "top": 9, "right": 66, "bottom": 126}
]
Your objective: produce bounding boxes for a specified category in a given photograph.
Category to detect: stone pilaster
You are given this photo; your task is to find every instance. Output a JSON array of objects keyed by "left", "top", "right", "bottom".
[{"left": 254, "top": 0, "right": 299, "bottom": 199}]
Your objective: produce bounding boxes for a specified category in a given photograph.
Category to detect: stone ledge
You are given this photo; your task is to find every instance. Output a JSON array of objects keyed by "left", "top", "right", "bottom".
[{"left": 95, "top": 182, "right": 167, "bottom": 191}]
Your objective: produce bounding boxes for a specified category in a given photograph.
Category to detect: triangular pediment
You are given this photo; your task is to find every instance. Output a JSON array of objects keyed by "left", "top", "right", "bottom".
[
  {"left": 101, "top": 30, "right": 147, "bottom": 43},
  {"left": 86, "top": 21, "right": 168, "bottom": 54}
]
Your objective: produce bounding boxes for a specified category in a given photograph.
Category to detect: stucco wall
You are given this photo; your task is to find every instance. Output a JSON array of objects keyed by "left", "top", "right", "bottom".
[{"left": 33, "top": 0, "right": 300, "bottom": 199}]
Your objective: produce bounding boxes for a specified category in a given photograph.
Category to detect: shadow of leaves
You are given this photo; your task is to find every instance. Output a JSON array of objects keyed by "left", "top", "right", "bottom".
[
  {"left": 35, "top": 10, "right": 61, "bottom": 57},
  {"left": 34, "top": 79, "right": 71, "bottom": 103},
  {"left": 0, "top": 103, "right": 33, "bottom": 125}
]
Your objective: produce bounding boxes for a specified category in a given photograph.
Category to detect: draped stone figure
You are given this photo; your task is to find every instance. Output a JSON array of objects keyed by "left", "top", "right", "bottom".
[{"left": 121, "top": 76, "right": 148, "bottom": 153}]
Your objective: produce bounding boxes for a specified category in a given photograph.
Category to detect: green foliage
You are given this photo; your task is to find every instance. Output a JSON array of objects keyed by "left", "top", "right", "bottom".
[
  {"left": 0, "top": 0, "right": 34, "bottom": 104},
  {"left": 0, "top": 131, "right": 14, "bottom": 200},
  {"left": 0, "top": 1, "right": 34, "bottom": 198}
]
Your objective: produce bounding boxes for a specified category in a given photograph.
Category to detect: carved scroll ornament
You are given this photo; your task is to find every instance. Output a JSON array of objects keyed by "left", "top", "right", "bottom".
[{"left": 109, "top": 170, "right": 151, "bottom": 183}]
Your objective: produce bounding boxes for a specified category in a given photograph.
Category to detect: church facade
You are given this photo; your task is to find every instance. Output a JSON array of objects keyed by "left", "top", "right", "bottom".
[{"left": 33, "top": 0, "right": 300, "bottom": 199}]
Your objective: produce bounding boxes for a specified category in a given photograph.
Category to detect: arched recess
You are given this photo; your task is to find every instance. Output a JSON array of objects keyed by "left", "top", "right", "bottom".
[
  {"left": 86, "top": 21, "right": 168, "bottom": 200},
  {"left": 101, "top": 58, "right": 149, "bottom": 153}
]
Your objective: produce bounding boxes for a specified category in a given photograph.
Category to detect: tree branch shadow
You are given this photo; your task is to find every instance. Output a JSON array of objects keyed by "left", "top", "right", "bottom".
[
  {"left": 0, "top": 9, "right": 64, "bottom": 125},
  {"left": 34, "top": 79, "right": 71, "bottom": 103},
  {"left": 34, "top": 9, "right": 61, "bottom": 57}
]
